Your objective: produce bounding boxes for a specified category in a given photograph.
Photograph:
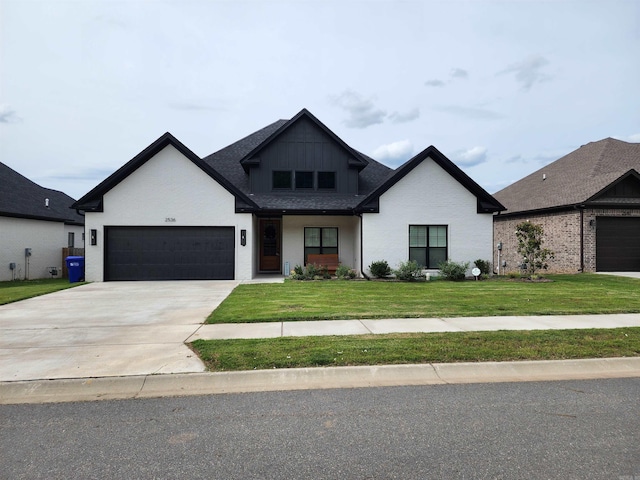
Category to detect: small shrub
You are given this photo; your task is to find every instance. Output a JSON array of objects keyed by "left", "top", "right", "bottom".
[
  {"left": 515, "top": 221, "right": 554, "bottom": 276},
  {"left": 289, "top": 265, "right": 306, "bottom": 280},
  {"left": 335, "top": 264, "right": 357, "bottom": 280},
  {"left": 438, "top": 259, "right": 470, "bottom": 281},
  {"left": 474, "top": 259, "right": 491, "bottom": 276},
  {"left": 289, "top": 263, "right": 330, "bottom": 280},
  {"left": 393, "top": 260, "right": 425, "bottom": 281},
  {"left": 369, "top": 260, "right": 391, "bottom": 278},
  {"left": 507, "top": 271, "right": 521, "bottom": 279},
  {"left": 305, "top": 263, "right": 330, "bottom": 280}
]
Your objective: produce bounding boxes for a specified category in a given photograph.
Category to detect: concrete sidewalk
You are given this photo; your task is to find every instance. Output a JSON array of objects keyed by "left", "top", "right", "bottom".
[
  {"left": 2, "top": 312, "right": 640, "bottom": 404},
  {"left": 2, "top": 275, "right": 640, "bottom": 404},
  {"left": 188, "top": 313, "right": 640, "bottom": 341}
]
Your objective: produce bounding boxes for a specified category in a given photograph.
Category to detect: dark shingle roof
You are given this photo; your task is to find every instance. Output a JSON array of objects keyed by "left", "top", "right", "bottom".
[
  {"left": 494, "top": 138, "right": 640, "bottom": 215},
  {"left": 72, "top": 109, "right": 501, "bottom": 215},
  {"left": 203, "top": 120, "right": 288, "bottom": 194},
  {"left": 0, "top": 162, "right": 84, "bottom": 224},
  {"left": 203, "top": 115, "right": 395, "bottom": 210}
]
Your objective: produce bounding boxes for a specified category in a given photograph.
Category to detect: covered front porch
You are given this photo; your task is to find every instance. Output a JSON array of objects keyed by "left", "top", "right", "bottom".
[{"left": 253, "top": 214, "right": 361, "bottom": 277}]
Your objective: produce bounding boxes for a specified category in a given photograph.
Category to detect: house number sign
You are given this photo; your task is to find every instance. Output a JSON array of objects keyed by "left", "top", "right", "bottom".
[{"left": 165, "top": 217, "right": 176, "bottom": 223}]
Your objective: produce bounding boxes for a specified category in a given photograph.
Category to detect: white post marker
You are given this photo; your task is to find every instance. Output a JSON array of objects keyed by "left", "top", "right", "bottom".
[{"left": 472, "top": 267, "right": 481, "bottom": 280}]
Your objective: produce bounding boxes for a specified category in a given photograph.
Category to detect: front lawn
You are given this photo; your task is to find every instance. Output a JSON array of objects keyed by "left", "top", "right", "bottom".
[
  {"left": 207, "top": 274, "right": 640, "bottom": 323},
  {"left": 191, "top": 327, "right": 640, "bottom": 371},
  {"left": 0, "top": 279, "right": 85, "bottom": 305}
]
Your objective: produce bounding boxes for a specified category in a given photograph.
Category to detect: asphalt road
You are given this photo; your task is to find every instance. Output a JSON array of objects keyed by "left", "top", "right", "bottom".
[{"left": 2, "top": 378, "right": 639, "bottom": 479}]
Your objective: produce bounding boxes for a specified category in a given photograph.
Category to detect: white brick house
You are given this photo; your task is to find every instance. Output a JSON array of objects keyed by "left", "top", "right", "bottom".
[{"left": 73, "top": 109, "right": 503, "bottom": 281}]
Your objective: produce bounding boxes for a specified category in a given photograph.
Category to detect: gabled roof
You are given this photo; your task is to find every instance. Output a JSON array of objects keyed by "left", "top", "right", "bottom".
[
  {"left": 355, "top": 145, "right": 505, "bottom": 214},
  {"left": 238, "top": 108, "right": 369, "bottom": 173},
  {"left": 0, "top": 162, "right": 84, "bottom": 225},
  {"left": 202, "top": 120, "right": 289, "bottom": 195},
  {"left": 494, "top": 138, "right": 640, "bottom": 215},
  {"left": 72, "top": 109, "right": 503, "bottom": 216},
  {"left": 72, "top": 132, "right": 258, "bottom": 212},
  {"left": 203, "top": 113, "right": 393, "bottom": 214}
]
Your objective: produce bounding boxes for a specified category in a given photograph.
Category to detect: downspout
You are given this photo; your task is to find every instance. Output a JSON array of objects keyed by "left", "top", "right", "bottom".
[
  {"left": 578, "top": 206, "right": 584, "bottom": 272},
  {"left": 356, "top": 212, "right": 369, "bottom": 280}
]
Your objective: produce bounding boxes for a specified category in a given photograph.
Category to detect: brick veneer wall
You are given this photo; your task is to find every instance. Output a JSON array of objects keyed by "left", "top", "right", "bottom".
[
  {"left": 493, "top": 208, "right": 640, "bottom": 274},
  {"left": 493, "top": 210, "right": 581, "bottom": 274}
]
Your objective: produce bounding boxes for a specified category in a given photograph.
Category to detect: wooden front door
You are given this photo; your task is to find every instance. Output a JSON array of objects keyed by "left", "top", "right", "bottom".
[{"left": 259, "top": 219, "right": 281, "bottom": 272}]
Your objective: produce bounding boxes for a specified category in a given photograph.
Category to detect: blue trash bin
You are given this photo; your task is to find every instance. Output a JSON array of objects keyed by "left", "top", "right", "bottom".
[{"left": 65, "top": 256, "right": 85, "bottom": 283}]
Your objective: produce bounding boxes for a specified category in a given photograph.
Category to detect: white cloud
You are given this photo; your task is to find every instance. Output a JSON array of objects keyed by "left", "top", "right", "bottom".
[
  {"left": 433, "top": 105, "right": 503, "bottom": 120},
  {"left": 329, "top": 90, "right": 387, "bottom": 129},
  {"left": 425, "top": 79, "right": 445, "bottom": 87},
  {"left": 389, "top": 108, "right": 420, "bottom": 124},
  {"left": 0, "top": 104, "right": 19, "bottom": 123},
  {"left": 627, "top": 133, "right": 640, "bottom": 143},
  {"left": 372, "top": 139, "right": 414, "bottom": 166},
  {"left": 452, "top": 146, "right": 488, "bottom": 167},
  {"left": 450, "top": 68, "right": 468, "bottom": 79},
  {"left": 499, "top": 55, "right": 551, "bottom": 91}
]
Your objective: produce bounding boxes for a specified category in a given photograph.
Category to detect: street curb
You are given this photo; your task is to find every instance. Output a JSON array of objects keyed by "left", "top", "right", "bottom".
[{"left": 1, "top": 357, "right": 639, "bottom": 405}]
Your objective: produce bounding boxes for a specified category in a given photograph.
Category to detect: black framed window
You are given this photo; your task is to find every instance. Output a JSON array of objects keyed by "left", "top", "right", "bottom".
[
  {"left": 68, "top": 232, "right": 75, "bottom": 248},
  {"left": 272, "top": 171, "right": 292, "bottom": 189},
  {"left": 409, "top": 225, "right": 447, "bottom": 269},
  {"left": 318, "top": 171, "right": 336, "bottom": 190},
  {"left": 295, "top": 171, "right": 314, "bottom": 189},
  {"left": 304, "top": 227, "right": 338, "bottom": 263}
]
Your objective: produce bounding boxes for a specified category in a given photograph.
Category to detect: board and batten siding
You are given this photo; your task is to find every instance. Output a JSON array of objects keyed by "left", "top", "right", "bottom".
[
  {"left": 361, "top": 158, "right": 493, "bottom": 276},
  {"left": 83, "top": 144, "right": 253, "bottom": 281},
  {"left": 248, "top": 116, "right": 359, "bottom": 194}
]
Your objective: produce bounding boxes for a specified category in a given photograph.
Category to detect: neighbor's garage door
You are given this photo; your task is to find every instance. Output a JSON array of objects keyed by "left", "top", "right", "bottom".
[
  {"left": 596, "top": 217, "right": 640, "bottom": 271},
  {"left": 105, "top": 226, "right": 234, "bottom": 281}
]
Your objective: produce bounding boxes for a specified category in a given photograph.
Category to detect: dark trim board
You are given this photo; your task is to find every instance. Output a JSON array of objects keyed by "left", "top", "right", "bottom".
[{"left": 104, "top": 226, "right": 235, "bottom": 281}]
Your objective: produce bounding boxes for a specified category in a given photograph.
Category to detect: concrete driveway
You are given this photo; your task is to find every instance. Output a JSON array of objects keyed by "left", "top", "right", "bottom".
[{"left": 0, "top": 281, "right": 239, "bottom": 382}]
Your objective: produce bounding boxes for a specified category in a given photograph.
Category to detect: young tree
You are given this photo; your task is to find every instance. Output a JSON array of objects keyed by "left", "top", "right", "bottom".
[{"left": 515, "top": 221, "right": 554, "bottom": 277}]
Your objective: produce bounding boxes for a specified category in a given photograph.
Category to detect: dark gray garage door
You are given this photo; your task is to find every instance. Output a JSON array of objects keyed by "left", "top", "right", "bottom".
[
  {"left": 596, "top": 217, "right": 640, "bottom": 271},
  {"left": 105, "top": 226, "right": 235, "bottom": 281}
]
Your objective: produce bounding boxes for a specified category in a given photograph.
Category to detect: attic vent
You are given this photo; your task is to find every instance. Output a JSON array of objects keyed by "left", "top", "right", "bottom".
[
  {"left": 542, "top": 174, "right": 546, "bottom": 181},
  {"left": 45, "top": 198, "right": 50, "bottom": 207}
]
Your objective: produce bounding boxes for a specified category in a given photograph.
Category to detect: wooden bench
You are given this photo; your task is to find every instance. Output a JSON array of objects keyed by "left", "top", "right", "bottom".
[{"left": 307, "top": 254, "right": 340, "bottom": 274}]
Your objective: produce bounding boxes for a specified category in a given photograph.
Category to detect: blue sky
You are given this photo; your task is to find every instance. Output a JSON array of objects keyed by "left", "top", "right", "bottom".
[{"left": 1, "top": 0, "right": 639, "bottom": 200}]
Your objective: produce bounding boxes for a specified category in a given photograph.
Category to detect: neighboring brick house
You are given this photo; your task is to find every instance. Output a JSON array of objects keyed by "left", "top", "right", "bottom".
[
  {"left": 0, "top": 162, "right": 85, "bottom": 281},
  {"left": 73, "top": 108, "right": 504, "bottom": 281},
  {"left": 493, "top": 138, "right": 640, "bottom": 273}
]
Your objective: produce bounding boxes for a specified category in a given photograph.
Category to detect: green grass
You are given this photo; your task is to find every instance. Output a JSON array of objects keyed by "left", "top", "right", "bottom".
[
  {"left": 0, "top": 279, "right": 86, "bottom": 305},
  {"left": 191, "top": 327, "right": 640, "bottom": 371},
  {"left": 207, "top": 274, "right": 640, "bottom": 323}
]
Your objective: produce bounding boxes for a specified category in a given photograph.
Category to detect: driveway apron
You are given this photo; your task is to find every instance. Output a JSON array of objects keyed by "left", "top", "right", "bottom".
[{"left": 0, "top": 281, "right": 239, "bottom": 381}]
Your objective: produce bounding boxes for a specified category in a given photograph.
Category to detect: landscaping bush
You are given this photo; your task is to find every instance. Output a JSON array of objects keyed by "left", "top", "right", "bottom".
[
  {"left": 393, "top": 260, "right": 424, "bottom": 281},
  {"left": 369, "top": 260, "right": 391, "bottom": 278},
  {"left": 289, "top": 263, "right": 330, "bottom": 280},
  {"left": 289, "top": 265, "right": 306, "bottom": 280},
  {"left": 307, "top": 263, "right": 330, "bottom": 279},
  {"left": 474, "top": 259, "right": 491, "bottom": 276},
  {"left": 438, "top": 259, "right": 470, "bottom": 281},
  {"left": 515, "top": 221, "right": 554, "bottom": 277},
  {"left": 335, "top": 264, "right": 357, "bottom": 280}
]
